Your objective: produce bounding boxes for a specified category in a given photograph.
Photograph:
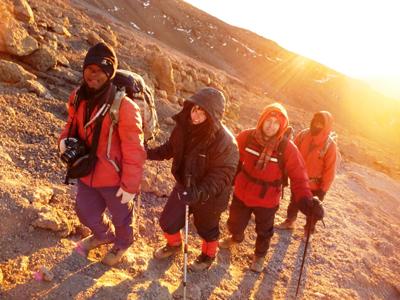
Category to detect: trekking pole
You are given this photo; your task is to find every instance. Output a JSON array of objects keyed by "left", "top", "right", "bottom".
[
  {"left": 135, "top": 192, "right": 142, "bottom": 237},
  {"left": 183, "top": 174, "right": 191, "bottom": 300},
  {"left": 295, "top": 202, "right": 315, "bottom": 299}
]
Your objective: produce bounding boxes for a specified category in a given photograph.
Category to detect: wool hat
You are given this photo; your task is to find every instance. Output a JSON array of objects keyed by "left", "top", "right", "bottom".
[{"left": 83, "top": 42, "right": 118, "bottom": 79}]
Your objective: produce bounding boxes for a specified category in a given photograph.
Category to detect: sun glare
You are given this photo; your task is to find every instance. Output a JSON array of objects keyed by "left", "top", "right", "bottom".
[{"left": 186, "top": 0, "right": 400, "bottom": 99}]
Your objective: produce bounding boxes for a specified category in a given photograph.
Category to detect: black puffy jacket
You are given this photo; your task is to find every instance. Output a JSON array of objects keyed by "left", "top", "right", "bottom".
[{"left": 147, "top": 88, "right": 239, "bottom": 211}]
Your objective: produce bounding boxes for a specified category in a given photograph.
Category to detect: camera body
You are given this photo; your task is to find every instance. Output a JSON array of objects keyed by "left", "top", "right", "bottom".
[{"left": 61, "top": 138, "right": 87, "bottom": 165}]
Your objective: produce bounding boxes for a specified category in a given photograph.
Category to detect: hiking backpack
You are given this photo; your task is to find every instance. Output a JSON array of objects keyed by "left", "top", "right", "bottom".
[
  {"left": 296, "top": 129, "right": 341, "bottom": 169},
  {"left": 111, "top": 69, "right": 159, "bottom": 142}
]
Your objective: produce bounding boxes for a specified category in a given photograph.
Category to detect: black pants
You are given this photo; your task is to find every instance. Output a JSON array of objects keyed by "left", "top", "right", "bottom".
[
  {"left": 159, "top": 184, "right": 222, "bottom": 242},
  {"left": 286, "top": 191, "right": 319, "bottom": 232},
  {"left": 227, "top": 196, "right": 278, "bottom": 257}
]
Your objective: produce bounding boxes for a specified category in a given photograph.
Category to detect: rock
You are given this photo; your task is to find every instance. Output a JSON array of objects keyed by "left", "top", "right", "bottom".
[
  {"left": 22, "top": 79, "right": 50, "bottom": 97},
  {"left": 149, "top": 54, "right": 176, "bottom": 95},
  {"left": 99, "top": 27, "right": 118, "bottom": 47},
  {"left": 181, "top": 76, "right": 197, "bottom": 93},
  {"left": 0, "top": 3, "right": 38, "bottom": 56},
  {"left": 0, "top": 145, "right": 13, "bottom": 163},
  {"left": 11, "top": 0, "right": 35, "bottom": 24},
  {"left": 0, "top": 59, "right": 36, "bottom": 83},
  {"left": 22, "top": 45, "right": 58, "bottom": 71},
  {"left": 29, "top": 186, "right": 54, "bottom": 204},
  {"left": 0, "top": 268, "right": 3, "bottom": 284},
  {"left": 167, "top": 95, "right": 178, "bottom": 104},
  {"left": 86, "top": 31, "right": 104, "bottom": 45},
  {"left": 156, "top": 89, "right": 168, "bottom": 99},
  {"left": 39, "top": 266, "right": 54, "bottom": 281},
  {"left": 31, "top": 205, "right": 73, "bottom": 237},
  {"left": 57, "top": 54, "right": 70, "bottom": 67},
  {"left": 17, "top": 256, "right": 30, "bottom": 272},
  {"left": 51, "top": 24, "right": 71, "bottom": 37}
]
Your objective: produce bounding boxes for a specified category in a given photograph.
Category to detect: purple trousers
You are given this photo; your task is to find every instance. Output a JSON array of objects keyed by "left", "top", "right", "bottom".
[{"left": 76, "top": 180, "right": 134, "bottom": 249}]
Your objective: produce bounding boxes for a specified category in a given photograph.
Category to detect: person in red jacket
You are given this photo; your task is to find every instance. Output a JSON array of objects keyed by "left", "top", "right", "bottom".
[
  {"left": 58, "top": 42, "right": 146, "bottom": 266},
  {"left": 219, "top": 103, "right": 322, "bottom": 273},
  {"left": 277, "top": 111, "right": 337, "bottom": 233}
]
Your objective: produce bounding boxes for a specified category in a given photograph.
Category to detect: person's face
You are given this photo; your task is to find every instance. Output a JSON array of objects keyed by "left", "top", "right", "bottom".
[
  {"left": 262, "top": 116, "right": 281, "bottom": 137},
  {"left": 190, "top": 105, "right": 208, "bottom": 125},
  {"left": 83, "top": 64, "right": 108, "bottom": 90},
  {"left": 310, "top": 116, "right": 325, "bottom": 135}
]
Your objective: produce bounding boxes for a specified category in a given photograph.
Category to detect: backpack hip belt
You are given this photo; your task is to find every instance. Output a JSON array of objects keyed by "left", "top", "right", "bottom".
[{"left": 241, "top": 167, "right": 282, "bottom": 198}]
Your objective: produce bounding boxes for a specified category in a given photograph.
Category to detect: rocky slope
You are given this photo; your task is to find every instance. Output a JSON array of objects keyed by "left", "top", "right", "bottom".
[{"left": 0, "top": 0, "right": 399, "bottom": 299}]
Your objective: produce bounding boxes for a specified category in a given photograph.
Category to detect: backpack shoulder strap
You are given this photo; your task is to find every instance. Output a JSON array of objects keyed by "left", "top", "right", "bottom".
[
  {"left": 320, "top": 131, "right": 336, "bottom": 158},
  {"left": 109, "top": 90, "right": 126, "bottom": 124},
  {"left": 277, "top": 136, "right": 290, "bottom": 186}
]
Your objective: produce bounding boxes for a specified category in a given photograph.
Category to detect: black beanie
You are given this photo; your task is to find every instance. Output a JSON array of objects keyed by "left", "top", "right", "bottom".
[{"left": 83, "top": 42, "right": 118, "bottom": 79}]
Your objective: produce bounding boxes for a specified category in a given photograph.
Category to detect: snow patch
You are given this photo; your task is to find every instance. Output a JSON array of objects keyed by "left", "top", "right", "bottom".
[
  {"left": 130, "top": 22, "right": 141, "bottom": 30},
  {"left": 314, "top": 73, "right": 338, "bottom": 84},
  {"left": 108, "top": 6, "right": 119, "bottom": 12}
]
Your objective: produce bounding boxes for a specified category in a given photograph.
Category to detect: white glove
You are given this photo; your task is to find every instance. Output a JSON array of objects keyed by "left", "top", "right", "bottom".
[
  {"left": 116, "top": 187, "right": 136, "bottom": 204},
  {"left": 59, "top": 138, "right": 68, "bottom": 155},
  {"left": 59, "top": 137, "right": 78, "bottom": 155}
]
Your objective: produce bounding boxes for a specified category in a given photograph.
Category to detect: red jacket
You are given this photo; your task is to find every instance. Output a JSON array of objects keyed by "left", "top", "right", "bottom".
[
  {"left": 59, "top": 88, "right": 146, "bottom": 193},
  {"left": 234, "top": 129, "right": 312, "bottom": 208},
  {"left": 294, "top": 112, "right": 337, "bottom": 192}
]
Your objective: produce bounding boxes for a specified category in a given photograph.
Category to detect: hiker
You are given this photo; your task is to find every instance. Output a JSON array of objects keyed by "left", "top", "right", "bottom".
[
  {"left": 58, "top": 42, "right": 146, "bottom": 266},
  {"left": 147, "top": 87, "right": 239, "bottom": 271},
  {"left": 219, "top": 103, "right": 323, "bottom": 273},
  {"left": 277, "top": 111, "right": 337, "bottom": 234}
]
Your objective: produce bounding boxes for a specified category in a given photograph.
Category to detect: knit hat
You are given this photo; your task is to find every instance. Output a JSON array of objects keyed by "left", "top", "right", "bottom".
[{"left": 83, "top": 42, "right": 118, "bottom": 79}]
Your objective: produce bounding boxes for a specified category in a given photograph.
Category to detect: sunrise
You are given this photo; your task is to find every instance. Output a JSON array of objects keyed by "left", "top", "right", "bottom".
[{"left": 0, "top": 0, "right": 399, "bottom": 299}]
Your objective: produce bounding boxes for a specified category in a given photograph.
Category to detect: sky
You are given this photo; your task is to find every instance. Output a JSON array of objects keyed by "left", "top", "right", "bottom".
[{"left": 185, "top": 0, "right": 400, "bottom": 99}]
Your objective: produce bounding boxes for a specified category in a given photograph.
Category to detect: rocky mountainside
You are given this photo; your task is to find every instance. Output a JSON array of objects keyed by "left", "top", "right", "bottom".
[{"left": 0, "top": 0, "right": 399, "bottom": 299}]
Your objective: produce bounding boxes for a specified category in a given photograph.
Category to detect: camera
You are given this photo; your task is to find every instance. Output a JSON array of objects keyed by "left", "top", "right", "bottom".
[{"left": 61, "top": 138, "right": 87, "bottom": 165}]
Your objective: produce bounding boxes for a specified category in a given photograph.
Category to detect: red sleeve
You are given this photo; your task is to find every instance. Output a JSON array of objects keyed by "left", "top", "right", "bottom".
[
  {"left": 118, "top": 97, "right": 147, "bottom": 194},
  {"left": 284, "top": 140, "right": 313, "bottom": 202},
  {"left": 58, "top": 88, "right": 79, "bottom": 144},
  {"left": 321, "top": 142, "right": 337, "bottom": 192}
]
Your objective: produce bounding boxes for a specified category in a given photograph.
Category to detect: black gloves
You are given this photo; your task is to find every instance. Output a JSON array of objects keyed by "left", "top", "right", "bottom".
[
  {"left": 313, "top": 189, "right": 326, "bottom": 201},
  {"left": 179, "top": 185, "right": 203, "bottom": 205},
  {"left": 298, "top": 196, "right": 324, "bottom": 221}
]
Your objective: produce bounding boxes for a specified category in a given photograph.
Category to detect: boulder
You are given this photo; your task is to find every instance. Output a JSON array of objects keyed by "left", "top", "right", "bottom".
[
  {"left": 0, "top": 59, "right": 36, "bottom": 83},
  {"left": 0, "top": 3, "right": 38, "bottom": 56},
  {"left": 86, "top": 31, "right": 104, "bottom": 45},
  {"left": 22, "top": 45, "right": 58, "bottom": 71},
  {"left": 11, "top": 0, "right": 35, "bottom": 24},
  {"left": 149, "top": 54, "right": 176, "bottom": 95},
  {"left": 31, "top": 205, "right": 73, "bottom": 237}
]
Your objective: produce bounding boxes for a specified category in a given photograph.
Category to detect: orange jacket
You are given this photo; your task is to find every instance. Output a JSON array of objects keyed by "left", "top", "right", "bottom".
[
  {"left": 295, "top": 111, "right": 337, "bottom": 192},
  {"left": 59, "top": 88, "right": 146, "bottom": 194}
]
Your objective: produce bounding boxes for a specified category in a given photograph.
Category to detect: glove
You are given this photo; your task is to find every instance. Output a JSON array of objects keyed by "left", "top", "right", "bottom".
[
  {"left": 179, "top": 185, "right": 202, "bottom": 205},
  {"left": 298, "top": 196, "right": 324, "bottom": 221},
  {"left": 59, "top": 137, "right": 77, "bottom": 155},
  {"left": 116, "top": 187, "right": 136, "bottom": 204},
  {"left": 313, "top": 189, "right": 326, "bottom": 201},
  {"left": 311, "top": 197, "right": 324, "bottom": 220},
  {"left": 59, "top": 138, "right": 68, "bottom": 155}
]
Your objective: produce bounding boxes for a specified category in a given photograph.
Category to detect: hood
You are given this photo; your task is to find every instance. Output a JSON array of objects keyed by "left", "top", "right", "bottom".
[
  {"left": 186, "top": 87, "right": 225, "bottom": 125},
  {"left": 311, "top": 111, "right": 334, "bottom": 141},
  {"left": 256, "top": 102, "right": 289, "bottom": 140}
]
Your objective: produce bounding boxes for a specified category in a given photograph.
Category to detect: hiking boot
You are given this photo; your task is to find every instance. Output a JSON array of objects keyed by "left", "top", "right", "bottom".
[
  {"left": 219, "top": 236, "right": 241, "bottom": 249},
  {"left": 190, "top": 253, "right": 215, "bottom": 272},
  {"left": 75, "top": 235, "right": 113, "bottom": 257},
  {"left": 153, "top": 244, "right": 182, "bottom": 259},
  {"left": 250, "top": 255, "right": 265, "bottom": 273},
  {"left": 102, "top": 246, "right": 129, "bottom": 266},
  {"left": 275, "top": 219, "right": 296, "bottom": 230}
]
